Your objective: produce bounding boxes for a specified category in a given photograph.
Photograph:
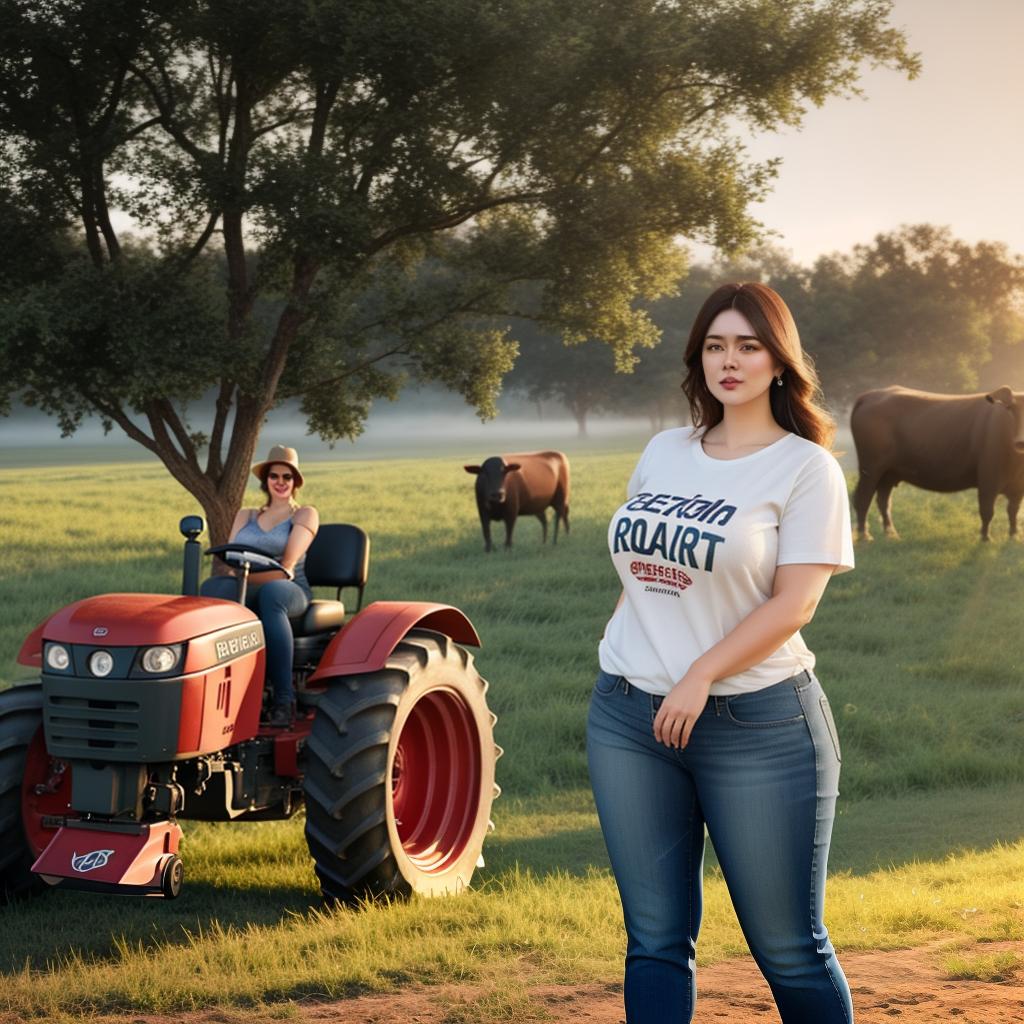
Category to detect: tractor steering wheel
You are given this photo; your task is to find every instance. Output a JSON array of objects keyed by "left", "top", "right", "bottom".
[{"left": 205, "top": 544, "right": 294, "bottom": 580}]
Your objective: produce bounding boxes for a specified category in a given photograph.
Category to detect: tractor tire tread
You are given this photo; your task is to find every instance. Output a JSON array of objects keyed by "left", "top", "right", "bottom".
[
  {"left": 0, "top": 684, "right": 44, "bottom": 901},
  {"left": 302, "top": 632, "right": 495, "bottom": 905}
]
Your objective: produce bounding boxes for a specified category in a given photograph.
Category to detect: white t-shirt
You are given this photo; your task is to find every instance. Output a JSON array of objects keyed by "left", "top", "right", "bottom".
[{"left": 598, "top": 427, "right": 854, "bottom": 696}]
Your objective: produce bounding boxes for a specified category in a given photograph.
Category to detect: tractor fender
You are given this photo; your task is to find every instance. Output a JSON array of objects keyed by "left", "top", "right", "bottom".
[
  {"left": 17, "top": 617, "right": 50, "bottom": 668},
  {"left": 307, "top": 601, "right": 480, "bottom": 684}
]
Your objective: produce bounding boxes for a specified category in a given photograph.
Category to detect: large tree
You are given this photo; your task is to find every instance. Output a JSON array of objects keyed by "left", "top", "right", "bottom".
[{"left": 0, "top": 0, "right": 917, "bottom": 540}]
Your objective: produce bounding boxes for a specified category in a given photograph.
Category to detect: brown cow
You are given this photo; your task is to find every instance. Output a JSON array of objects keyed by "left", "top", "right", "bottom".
[
  {"left": 463, "top": 451, "right": 571, "bottom": 552},
  {"left": 850, "top": 385, "right": 1024, "bottom": 542}
]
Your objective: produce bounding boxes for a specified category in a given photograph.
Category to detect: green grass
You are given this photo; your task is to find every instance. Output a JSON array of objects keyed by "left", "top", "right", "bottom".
[
  {"left": 1, "top": 450, "right": 1023, "bottom": 1019},
  {"left": 942, "top": 949, "right": 1023, "bottom": 982}
]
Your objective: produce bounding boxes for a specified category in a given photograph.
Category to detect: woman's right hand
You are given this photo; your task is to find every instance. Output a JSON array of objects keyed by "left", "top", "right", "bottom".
[{"left": 653, "top": 670, "right": 713, "bottom": 749}]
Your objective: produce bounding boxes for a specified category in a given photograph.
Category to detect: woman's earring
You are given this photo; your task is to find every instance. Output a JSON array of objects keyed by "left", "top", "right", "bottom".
[{"left": 775, "top": 376, "right": 784, "bottom": 387}]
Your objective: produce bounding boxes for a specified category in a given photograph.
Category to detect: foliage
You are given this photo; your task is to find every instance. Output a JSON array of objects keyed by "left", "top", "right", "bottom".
[
  {"left": 796, "top": 225, "right": 1024, "bottom": 406},
  {"left": 0, "top": 0, "right": 918, "bottom": 536}
]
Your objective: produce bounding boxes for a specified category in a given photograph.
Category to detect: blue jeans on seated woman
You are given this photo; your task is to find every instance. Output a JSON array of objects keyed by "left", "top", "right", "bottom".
[
  {"left": 586, "top": 668, "right": 853, "bottom": 1024},
  {"left": 200, "top": 576, "right": 310, "bottom": 706}
]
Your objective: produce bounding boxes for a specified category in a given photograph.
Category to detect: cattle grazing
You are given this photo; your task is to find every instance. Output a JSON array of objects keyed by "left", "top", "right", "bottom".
[
  {"left": 463, "top": 451, "right": 571, "bottom": 552},
  {"left": 850, "top": 385, "right": 1024, "bottom": 542}
]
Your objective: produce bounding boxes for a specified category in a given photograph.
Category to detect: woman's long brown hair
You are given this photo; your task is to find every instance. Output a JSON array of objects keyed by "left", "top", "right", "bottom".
[{"left": 681, "top": 282, "right": 835, "bottom": 449}]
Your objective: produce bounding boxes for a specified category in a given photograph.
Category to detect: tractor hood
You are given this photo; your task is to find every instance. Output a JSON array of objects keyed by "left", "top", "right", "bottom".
[{"left": 19, "top": 594, "right": 257, "bottom": 666}]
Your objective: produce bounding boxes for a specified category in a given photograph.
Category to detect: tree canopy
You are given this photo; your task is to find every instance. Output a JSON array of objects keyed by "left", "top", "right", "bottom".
[{"left": 0, "top": 0, "right": 917, "bottom": 538}]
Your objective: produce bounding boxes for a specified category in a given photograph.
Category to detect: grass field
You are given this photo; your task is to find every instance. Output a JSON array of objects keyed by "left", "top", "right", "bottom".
[{"left": 1, "top": 446, "right": 1023, "bottom": 1020}]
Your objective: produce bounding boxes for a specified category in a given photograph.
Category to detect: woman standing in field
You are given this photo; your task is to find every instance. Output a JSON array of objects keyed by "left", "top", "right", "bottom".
[
  {"left": 588, "top": 283, "right": 855, "bottom": 1022},
  {"left": 201, "top": 444, "right": 319, "bottom": 727}
]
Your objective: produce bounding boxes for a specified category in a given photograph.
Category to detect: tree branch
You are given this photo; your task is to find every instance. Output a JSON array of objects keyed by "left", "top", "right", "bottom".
[
  {"left": 153, "top": 397, "right": 202, "bottom": 472},
  {"left": 280, "top": 342, "right": 412, "bottom": 400},
  {"left": 93, "top": 60, "right": 130, "bottom": 138},
  {"left": 121, "top": 115, "right": 163, "bottom": 143},
  {"left": 368, "top": 190, "right": 548, "bottom": 253},
  {"left": 83, "top": 393, "right": 160, "bottom": 455},
  {"left": 251, "top": 106, "right": 317, "bottom": 140},
  {"left": 128, "top": 59, "right": 210, "bottom": 167},
  {"left": 92, "top": 162, "right": 121, "bottom": 262},
  {"left": 207, "top": 379, "right": 235, "bottom": 479},
  {"left": 178, "top": 209, "right": 220, "bottom": 267}
]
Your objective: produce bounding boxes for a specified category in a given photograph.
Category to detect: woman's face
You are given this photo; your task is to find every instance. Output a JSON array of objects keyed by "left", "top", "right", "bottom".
[
  {"left": 265, "top": 463, "right": 296, "bottom": 502},
  {"left": 701, "top": 308, "right": 784, "bottom": 409}
]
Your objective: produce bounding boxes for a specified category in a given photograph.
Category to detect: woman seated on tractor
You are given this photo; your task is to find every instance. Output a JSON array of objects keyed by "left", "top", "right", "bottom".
[{"left": 201, "top": 444, "right": 320, "bottom": 727}]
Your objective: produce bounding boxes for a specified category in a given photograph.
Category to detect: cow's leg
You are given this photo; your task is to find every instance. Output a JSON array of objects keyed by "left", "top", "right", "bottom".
[
  {"left": 852, "top": 470, "right": 880, "bottom": 541},
  {"left": 537, "top": 511, "right": 548, "bottom": 543},
  {"left": 876, "top": 474, "right": 899, "bottom": 539},
  {"left": 553, "top": 499, "right": 568, "bottom": 543},
  {"left": 978, "top": 486, "right": 997, "bottom": 542},
  {"left": 479, "top": 512, "right": 494, "bottom": 553},
  {"left": 1008, "top": 494, "right": 1021, "bottom": 540},
  {"left": 504, "top": 514, "right": 516, "bottom": 548}
]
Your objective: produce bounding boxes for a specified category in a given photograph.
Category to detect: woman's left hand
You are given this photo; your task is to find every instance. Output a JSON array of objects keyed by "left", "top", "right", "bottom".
[{"left": 653, "top": 671, "right": 714, "bottom": 749}]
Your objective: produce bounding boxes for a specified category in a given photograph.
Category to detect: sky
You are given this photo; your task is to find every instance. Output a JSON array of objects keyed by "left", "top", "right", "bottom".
[{"left": 709, "top": 0, "right": 1024, "bottom": 267}]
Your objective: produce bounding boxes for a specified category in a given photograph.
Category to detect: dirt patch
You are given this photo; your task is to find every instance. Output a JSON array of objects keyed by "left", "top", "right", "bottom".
[
  {"left": 13, "top": 940, "right": 1024, "bottom": 1024},
  {"left": 304, "top": 940, "right": 1024, "bottom": 1022}
]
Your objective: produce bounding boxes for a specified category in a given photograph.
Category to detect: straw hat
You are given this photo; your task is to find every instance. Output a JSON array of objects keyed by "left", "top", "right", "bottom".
[{"left": 251, "top": 444, "right": 304, "bottom": 487}]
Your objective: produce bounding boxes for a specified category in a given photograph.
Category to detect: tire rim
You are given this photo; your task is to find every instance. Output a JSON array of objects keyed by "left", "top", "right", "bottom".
[
  {"left": 21, "top": 727, "right": 74, "bottom": 856},
  {"left": 391, "top": 688, "right": 481, "bottom": 873}
]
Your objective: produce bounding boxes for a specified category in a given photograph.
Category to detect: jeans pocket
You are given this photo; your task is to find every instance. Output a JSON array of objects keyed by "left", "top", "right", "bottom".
[
  {"left": 725, "top": 687, "right": 805, "bottom": 727},
  {"left": 819, "top": 694, "right": 842, "bottom": 763},
  {"left": 593, "top": 669, "right": 622, "bottom": 696}
]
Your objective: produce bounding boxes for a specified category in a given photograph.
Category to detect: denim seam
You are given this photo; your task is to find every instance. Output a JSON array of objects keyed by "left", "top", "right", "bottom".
[
  {"left": 798, "top": 682, "right": 850, "bottom": 1023},
  {"left": 723, "top": 705, "right": 805, "bottom": 728},
  {"left": 685, "top": 784, "right": 695, "bottom": 1004},
  {"left": 823, "top": 958, "right": 852, "bottom": 1024}
]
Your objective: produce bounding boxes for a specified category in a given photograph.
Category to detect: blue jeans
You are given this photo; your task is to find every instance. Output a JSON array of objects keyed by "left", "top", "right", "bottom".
[
  {"left": 587, "top": 668, "right": 853, "bottom": 1024},
  {"left": 200, "top": 577, "right": 309, "bottom": 705}
]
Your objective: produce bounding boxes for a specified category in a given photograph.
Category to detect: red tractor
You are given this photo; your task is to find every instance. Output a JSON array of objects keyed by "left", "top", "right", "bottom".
[{"left": 0, "top": 516, "right": 500, "bottom": 902}]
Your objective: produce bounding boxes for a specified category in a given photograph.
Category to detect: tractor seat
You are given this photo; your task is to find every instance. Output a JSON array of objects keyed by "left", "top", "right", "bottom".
[
  {"left": 291, "top": 600, "right": 346, "bottom": 637},
  {"left": 289, "top": 523, "right": 369, "bottom": 638}
]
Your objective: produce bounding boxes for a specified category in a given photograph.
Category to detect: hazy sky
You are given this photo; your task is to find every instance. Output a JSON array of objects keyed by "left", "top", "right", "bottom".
[{"left": 709, "top": 0, "right": 1024, "bottom": 266}]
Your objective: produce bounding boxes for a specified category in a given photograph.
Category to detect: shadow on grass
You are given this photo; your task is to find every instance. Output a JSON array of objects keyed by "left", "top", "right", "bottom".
[{"left": 0, "top": 877, "right": 320, "bottom": 974}]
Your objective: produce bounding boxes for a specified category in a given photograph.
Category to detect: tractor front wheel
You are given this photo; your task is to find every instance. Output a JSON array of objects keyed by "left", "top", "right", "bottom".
[
  {"left": 303, "top": 630, "right": 500, "bottom": 904},
  {"left": 0, "top": 684, "right": 44, "bottom": 901}
]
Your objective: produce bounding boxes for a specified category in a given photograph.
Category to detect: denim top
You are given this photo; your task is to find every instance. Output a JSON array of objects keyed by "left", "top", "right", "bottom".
[{"left": 234, "top": 510, "right": 312, "bottom": 598}]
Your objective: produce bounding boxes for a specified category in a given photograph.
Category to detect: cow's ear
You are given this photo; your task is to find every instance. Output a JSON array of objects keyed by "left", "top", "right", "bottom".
[
  {"left": 985, "top": 387, "right": 1014, "bottom": 408},
  {"left": 464, "top": 465, "right": 482, "bottom": 474},
  {"left": 504, "top": 463, "right": 521, "bottom": 473}
]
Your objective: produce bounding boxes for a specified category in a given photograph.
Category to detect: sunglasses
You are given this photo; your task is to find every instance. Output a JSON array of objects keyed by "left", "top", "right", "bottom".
[{"left": 267, "top": 472, "right": 294, "bottom": 482}]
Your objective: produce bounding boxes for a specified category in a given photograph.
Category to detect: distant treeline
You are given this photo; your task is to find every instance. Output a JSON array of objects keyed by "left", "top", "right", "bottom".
[{"left": 506, "top": 225, "right": 1024, "bottom": 435}]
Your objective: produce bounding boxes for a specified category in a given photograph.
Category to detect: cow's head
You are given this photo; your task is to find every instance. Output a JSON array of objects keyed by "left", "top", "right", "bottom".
[
  {"left": 464, "top": 457, "right": 522, "bottom": 504},
  {"left": 985, "top": 387, "right": 1024, "bottom": 452}
]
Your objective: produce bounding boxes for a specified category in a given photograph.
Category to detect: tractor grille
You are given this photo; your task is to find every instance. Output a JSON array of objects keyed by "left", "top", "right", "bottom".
[
  {"left": 46, "top": 695, "right": 142, "bottom": 752},
  {"left": 41, "top": 674, "right": 184, "bottom": 762}
]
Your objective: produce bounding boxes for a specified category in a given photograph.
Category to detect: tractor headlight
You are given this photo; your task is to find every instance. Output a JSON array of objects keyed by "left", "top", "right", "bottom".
[
  {"left": 45, "top": 643, "right": 71, "bottom": 671},
  {"left": 89, "top": 650, "right": 114, "bottom": 677},
  {"left": 140, "top": 645, "right": 180, "bottom": 674}
]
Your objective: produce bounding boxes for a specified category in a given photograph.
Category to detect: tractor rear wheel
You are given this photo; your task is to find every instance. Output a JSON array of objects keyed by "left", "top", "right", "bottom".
[
  {"left": 303, "top": 629, "right": 500, "bottom": 904},
  {"left": 0, "top": 683, "right": 45, "bottom": 901}
]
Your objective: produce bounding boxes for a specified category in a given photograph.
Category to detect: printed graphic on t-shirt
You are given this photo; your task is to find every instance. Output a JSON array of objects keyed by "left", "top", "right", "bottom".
[{"left": 611, "top": 491, "right": 736, "bottom": 593}]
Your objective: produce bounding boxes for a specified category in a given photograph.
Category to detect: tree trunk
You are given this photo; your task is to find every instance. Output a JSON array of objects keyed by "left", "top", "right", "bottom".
[
  {"left": 199, "top": 496, "right": 240, "bottom": 550},
  {"left": 571, "top": 402, "right": 588, "bottom": 437}
]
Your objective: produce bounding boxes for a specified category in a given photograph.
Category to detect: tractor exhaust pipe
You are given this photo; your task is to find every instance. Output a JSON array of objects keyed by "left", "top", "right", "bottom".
[{"left": 179, "top": 515, "right": 206, "bottom": 596}]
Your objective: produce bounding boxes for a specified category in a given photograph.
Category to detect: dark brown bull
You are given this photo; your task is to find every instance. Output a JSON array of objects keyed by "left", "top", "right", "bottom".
[
  {"left": 851, "top": 386, "right": 1024, "bottom": 542},
  {"left": 463, "top": 451, "right": 571, "bottom": 552}
]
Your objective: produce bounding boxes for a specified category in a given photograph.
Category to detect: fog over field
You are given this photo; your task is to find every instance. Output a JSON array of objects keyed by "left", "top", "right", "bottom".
[{"left": 0, "top": 396, "right": 660, "bottom": 466}]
